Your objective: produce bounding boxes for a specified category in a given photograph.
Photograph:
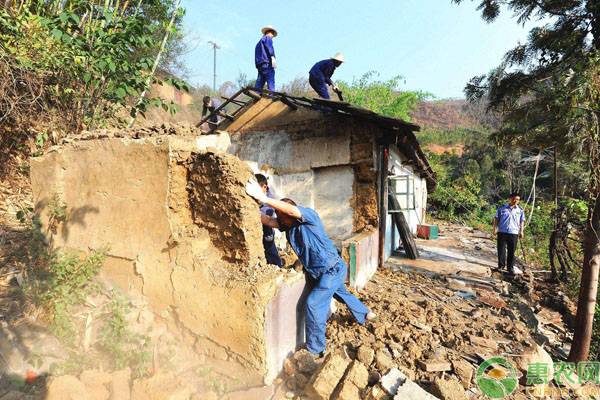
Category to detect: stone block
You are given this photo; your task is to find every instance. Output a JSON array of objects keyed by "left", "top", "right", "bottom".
[
  {"left": 375, "top": 349, "right": 395, "bottom": 372},
  {"left": 430, "top": 377, "right": 468, "bottom": 400},
  {"left": 357, "top": 345, "right": 375, "bottom": 367},
  {"left": 345, "top": 361, "right": 369, "bottom": 388},
  {"left": 305, "top": 353, "right": 351, "bottom": 400}
]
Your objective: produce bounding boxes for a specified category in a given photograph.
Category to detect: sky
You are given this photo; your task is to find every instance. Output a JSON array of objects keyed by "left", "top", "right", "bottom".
[{"left": 179, "top": 0, "right": 535, "bottom": 99}]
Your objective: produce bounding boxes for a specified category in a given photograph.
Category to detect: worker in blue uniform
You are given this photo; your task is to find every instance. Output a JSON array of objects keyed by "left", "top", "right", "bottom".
[
  {"left": 308, "top": 53, "right": 345, "bottom": 99},
  {"left": 254, "top": 25, "right": 278, "bottom": 92},
  {"left": 255, "top": 173, "right": 283, "bottom": 267},
  {"left": 245, "top": 179, "right": 376, "bottom": 356}
]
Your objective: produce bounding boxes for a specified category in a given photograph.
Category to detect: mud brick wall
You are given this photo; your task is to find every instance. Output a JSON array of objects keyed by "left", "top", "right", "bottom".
[{"left": 30, "top": 135, "right": 305, "bottom": 383}]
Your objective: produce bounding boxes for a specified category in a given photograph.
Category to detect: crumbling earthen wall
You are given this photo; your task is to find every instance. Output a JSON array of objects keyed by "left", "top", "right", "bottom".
[
  {"left": 226, "top": 112, "right": 381, "bottom": 245},
  {"left": 30, "top": 134, "right": 305, "bottom": 382},
  {"left": 349, "top": 124, "right": 379, "bottom": 233}
]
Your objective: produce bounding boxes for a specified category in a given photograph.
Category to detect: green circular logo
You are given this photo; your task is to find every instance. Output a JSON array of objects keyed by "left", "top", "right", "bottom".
[{"left": 476, "top": 357, "right": 519, "bottom": 399}]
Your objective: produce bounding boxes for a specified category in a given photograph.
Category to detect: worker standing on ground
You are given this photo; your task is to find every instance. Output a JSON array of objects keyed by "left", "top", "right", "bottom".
[
  {"left": 201, "top": 96, "right": 222, "bottom": 127},
  {"left": 246, "top": 179, "right": 376, "bottom": 356},
  {"left": 255, "top": 174, "right": 283, "bottom": 267},
  {"left": 308, "top": 53, "right": 344, "bottom": 99},
  {"left": 492, "top": 193, "right": 525, "bottom": 276},
  {"left": 254, "top": 25, "right": 278, "bottom": 92}
]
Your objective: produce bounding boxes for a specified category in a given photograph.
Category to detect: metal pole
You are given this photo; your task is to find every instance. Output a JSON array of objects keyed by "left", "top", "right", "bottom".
[{"left": 208, "top": 41, "right": 220, "bottom": 92}]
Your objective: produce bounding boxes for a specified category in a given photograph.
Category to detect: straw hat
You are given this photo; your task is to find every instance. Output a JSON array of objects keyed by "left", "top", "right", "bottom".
[
  {"left": 261, "top": 25, "right": 278, "bottom": 37},
  {"left": 332, "top": 52, "right": 345, "bottom": 63}
]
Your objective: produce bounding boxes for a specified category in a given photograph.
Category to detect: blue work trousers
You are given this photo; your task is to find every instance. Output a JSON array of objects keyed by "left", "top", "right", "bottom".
[
  {"left": 309, "top": 75, "right": 330, "bottom": 99},
  {"left": 255, "top": 65, "right": 275, "bottom": 92},
  {"left": 264, "top": 239, "right": 283, "bottom": 267},
  {"left": 305, "top": 262, "right": 369, "bottom": 354}
]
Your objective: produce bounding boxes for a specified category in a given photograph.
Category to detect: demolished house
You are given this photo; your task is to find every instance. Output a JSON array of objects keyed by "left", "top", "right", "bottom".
[
  {"left": 29, "top": 90, "right": 435, "bottom": 385},
  {"left": 206, "top": 88, "right": 436, "bottom": 288}
]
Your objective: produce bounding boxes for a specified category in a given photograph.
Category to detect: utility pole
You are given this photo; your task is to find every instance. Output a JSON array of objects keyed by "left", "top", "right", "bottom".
[{"left": 208, "top": 41, "right": 220, "bottom": 92}]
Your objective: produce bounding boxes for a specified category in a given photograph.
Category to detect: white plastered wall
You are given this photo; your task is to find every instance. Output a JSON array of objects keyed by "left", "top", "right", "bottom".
[{"left": 228, "top": 131, "right": 356, "bottom": 245}]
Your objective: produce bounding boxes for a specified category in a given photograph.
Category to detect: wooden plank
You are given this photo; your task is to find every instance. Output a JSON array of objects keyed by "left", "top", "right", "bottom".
[
  {"left": 378, "top": 145, "right": 389, "bottom": 269},
  {"left": 388, "top": 194, "right": 419, "bottom": 259},
  {"left": 221, "top": 96, "right": 247, "bottom": 106},
  {"left": 279, "top": 95, "right": 298, "bottom": 110}
]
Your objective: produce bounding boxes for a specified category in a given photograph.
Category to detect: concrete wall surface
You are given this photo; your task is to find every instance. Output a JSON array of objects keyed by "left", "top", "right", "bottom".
[
  {"left": 342, "top": 229, "right": 379, "bottom": 290},
  {"left": 30, "top": 135, "right": 305, "bottom": 383}
]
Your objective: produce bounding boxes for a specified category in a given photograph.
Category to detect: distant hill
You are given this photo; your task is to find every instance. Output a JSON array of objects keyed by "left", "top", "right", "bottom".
[
  {"left": 409, "top": 98, "right": 498, "bottom": 155},
  {"left": 409, "top": 99, "right": 479, "bottom": 130}
]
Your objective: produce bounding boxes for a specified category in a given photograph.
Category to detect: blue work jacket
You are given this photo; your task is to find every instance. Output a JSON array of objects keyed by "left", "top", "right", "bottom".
[
  {"left": 309, "top": 59, "right": 337, "bottom": 85},
  {"left": 255, "top": 35, "right": 275, "bottom": 68},
  {"left": 286, "top": 206, "right": 342, "bottom": 279},
  {"left": 496, "top": 204, "right": 525, "bottom": 235}
]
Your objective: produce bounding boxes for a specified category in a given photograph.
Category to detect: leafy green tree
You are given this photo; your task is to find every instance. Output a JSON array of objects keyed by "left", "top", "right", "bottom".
[
  {"left": 338, "top": 71, "right": 431, "bottom": 120},
  {"left": 0, "top": 0, "right": 187, "bottom": 132},
  {"left": 454, "top": 0, "right": 600, "bottom": 361}
]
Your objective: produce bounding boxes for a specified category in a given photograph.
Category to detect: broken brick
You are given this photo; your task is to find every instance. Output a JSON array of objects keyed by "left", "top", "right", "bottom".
[
  {"left": 469, "top": 335, "right": 499, "bottom": 351},
  {"left": 375, "top": 349, "right": 395, "bottom": 372},
  {"left": 345, "top": 361, "right": 369, "bottom": 389},
  {"left": 430, "top": 377, "right": 468, "bottom": 400},
  {"left": 451, "top": 360, "right": 474, "bottom": 389},
  {"left": 417, "top": 359, "right": 452, "bottom": 372},
  {"left": 304, "top": 353, "right": 351, "bottom": 400},
  {"left": 478, "top": 294, "right": 507, "bottom": 309},
  {"left": 357, "top": 345, "right": 375, "bottom": 366}
]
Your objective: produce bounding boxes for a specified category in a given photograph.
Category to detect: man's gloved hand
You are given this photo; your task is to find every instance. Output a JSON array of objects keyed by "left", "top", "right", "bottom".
[
  {"left": 271, "top": 56, "right": 277, "bottom": 69},
  {"left": 246, "top": 179, "right": 268, "bottom": 203}
]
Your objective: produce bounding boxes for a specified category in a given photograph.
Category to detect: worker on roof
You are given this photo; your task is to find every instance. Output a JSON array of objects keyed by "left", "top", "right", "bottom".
[
  {"left": 201, "top": 96, "right": 222, "bottom": 127},
  {"left": 254, "top": 25, "right": 278, "bottom": 92},
  {"left": 245, "top": 179, "right": 377, "bottom": 357},
  {"left": 255, "top": 173, "right": 283, "bottom": 267},
  {"left": 308, "top": 53, "right": 344, "bottom": 100}
]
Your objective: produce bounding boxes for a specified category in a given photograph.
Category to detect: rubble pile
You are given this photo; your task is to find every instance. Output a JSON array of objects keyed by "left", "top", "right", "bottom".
[{"left": 280, "top": 266, "right": 573, "bottom": 399}]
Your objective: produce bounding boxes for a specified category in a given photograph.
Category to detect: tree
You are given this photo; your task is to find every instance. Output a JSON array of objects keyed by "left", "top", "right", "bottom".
[
  {"left": 454, "top": 0, "right": 600, "bottom": 361},
  {"left": 338, "top": 71, "right": 431, "bottom": 121},
  {"left": 0, "top": 0, "right": 187, "bottom": 132},
  {"left": 281, "top": 76, "right": 311, "bottom": 97}
]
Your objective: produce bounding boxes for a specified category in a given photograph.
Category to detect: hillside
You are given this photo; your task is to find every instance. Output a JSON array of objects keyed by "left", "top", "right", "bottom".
[
  {"left": 410, "top": 99, "right": 479, "bottom": 130},
  {"left": 409, "top": 99, "right": 490, "bottom": 155}
]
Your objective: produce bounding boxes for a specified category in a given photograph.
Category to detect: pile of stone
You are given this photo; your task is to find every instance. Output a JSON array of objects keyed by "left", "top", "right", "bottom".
[{"left": 281, "top": 349, "right": 469, "bottom": 400}]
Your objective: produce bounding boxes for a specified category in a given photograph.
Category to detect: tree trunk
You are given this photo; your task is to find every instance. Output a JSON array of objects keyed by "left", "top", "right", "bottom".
[
  {"left": 568, "top": 195, "right": 600, "bottom": 362},
  {"left": 589, "top": 0, "right": 600, "bottom": 50}
]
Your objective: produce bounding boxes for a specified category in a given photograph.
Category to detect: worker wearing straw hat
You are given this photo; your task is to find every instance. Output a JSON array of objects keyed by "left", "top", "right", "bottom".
[
  {"left": 254, "top": 25, "right": 278, "bottom": 92},
  {"left": 308, "top": 53, "right": 345, "bottom": 99}
]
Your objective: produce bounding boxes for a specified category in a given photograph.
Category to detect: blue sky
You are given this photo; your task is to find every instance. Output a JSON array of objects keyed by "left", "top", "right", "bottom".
[{"left": 180, "top": 0, "right": 534, "bottom": 99}]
